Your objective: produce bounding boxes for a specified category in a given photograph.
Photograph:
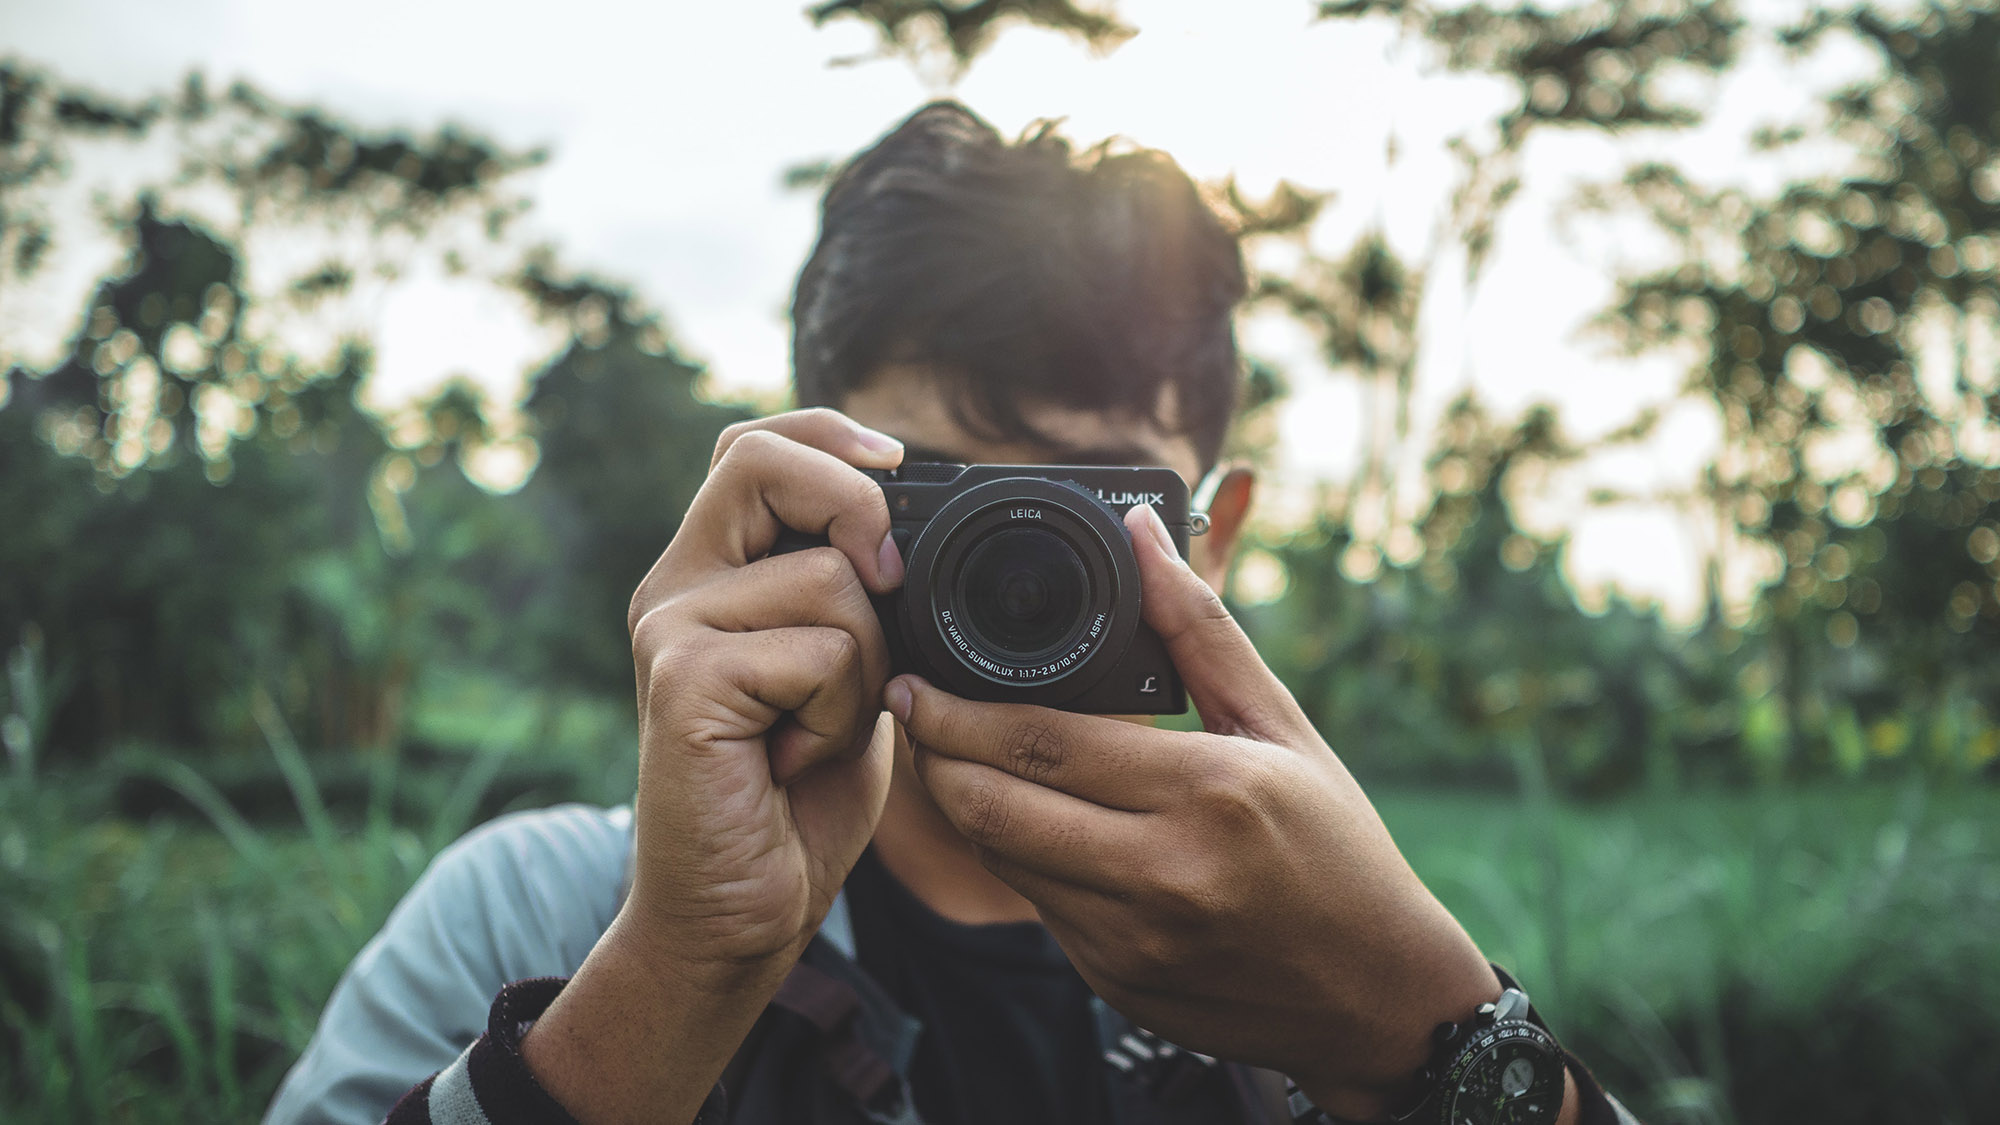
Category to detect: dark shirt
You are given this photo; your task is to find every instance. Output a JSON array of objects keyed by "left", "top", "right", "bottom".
[{"left": 844, "top": 847, "right": 1102, "bottom": 1125}]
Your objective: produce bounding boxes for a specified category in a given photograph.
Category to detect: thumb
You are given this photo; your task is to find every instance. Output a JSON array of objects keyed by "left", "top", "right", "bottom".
[{"left": 1126, "top": 503, "right": 1301, "bottom": 741}]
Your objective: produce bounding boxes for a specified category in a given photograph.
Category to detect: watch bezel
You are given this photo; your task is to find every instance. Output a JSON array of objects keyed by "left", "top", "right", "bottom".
[{"left": 1435, "top": 1018, "right": 1565, "bottom": 1125}]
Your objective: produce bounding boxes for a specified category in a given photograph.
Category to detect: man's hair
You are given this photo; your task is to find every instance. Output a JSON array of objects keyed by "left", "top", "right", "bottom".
[{"left": 791, "top": 101, "right": 1246, "bottom": 471}]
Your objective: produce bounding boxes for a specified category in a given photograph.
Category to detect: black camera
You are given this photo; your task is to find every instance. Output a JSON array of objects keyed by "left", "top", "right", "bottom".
[{"left": 773, "top": 463, "right": 1194, "bottom": 714}]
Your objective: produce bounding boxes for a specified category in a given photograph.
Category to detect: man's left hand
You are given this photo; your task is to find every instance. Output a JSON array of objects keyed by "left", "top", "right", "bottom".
[{"left": 884, "top": 503, "right": 1502, "bottom": 1120}]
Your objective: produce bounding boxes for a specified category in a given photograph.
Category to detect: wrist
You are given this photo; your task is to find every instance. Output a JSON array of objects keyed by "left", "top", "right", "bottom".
[
  {"left": 520, "top": 910, "right": 793, "bottom": 1124},
  {"left": 617, "top": 863, "right": 828, "bottom": 978},
  {"left": 1291, "top": 966, "right": 1573, "bottom": 1125},
  {"left": 609, "top": 889, "right": 808, "bottom": 991},
  {"left": 1292, "top": 934, "right": 1501, "bottom": 1117}
]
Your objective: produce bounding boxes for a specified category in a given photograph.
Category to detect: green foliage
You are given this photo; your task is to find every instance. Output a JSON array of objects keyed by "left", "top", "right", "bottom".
[
  {"left": 0, "top": 61, "right": 539, "bottom": 759},
  {"left": 0, "top": 353, "right": 372, "bottom": 754},
  {"left": 0, "top": 714, "right": 624, "bottom": 1120},
  {"left": 1209, "top": 0, "right": 2000, "bottom": 788},
  {"left": 1577, "top": 2, "right": 2000, "bottom": 761},
  {"left": 1242, "top": 401, "right": 1719, "bottom": 792},
  {"left": 507, "top": 257, "right": 755, "bottom": 694},
  {"left": 809, "top": 0, "right": 1136, "bottom": 73},
  {"left": 1240, "top": 397, "right": 2000, "bottom": 790},
  {"left": 1592, "top": 2, "right": 2000, "bottom": 612},
  {"left": 1383, "top": 782, "right": 2000, "bottom": 1125},
  {"left": 0, "top": 639, "right": 635, "bottom": 1118},
  {"left": 0, "top": 65, "right": 747, "bottom": 761}
]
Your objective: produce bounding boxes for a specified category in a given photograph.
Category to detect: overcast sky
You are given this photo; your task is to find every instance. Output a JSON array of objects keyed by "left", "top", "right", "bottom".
[{"left": 0, "top": 0, "right": 1867, "bottom": 621}]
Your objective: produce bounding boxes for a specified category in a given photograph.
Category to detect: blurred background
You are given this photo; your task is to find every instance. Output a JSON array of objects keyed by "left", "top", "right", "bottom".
[{"left": 1, "top": 1, "right": 1996, "bottom": 1121}]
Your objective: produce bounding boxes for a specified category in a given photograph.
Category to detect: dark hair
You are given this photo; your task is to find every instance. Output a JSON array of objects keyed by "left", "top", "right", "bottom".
[{"left": 791, "top": 101, "right": 1246, "bottom": 471}]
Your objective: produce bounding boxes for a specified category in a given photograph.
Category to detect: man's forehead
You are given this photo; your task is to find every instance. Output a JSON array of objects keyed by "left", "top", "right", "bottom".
[{"left": 838, "top": 365, "right": 1203, "bottom": 485}]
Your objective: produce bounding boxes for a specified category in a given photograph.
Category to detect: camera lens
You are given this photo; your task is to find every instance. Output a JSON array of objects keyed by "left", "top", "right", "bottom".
[
  {"left": 898, "top": 474, "right": 1145, "bottom": 701},
  {"left": 955, "top": 527, "right": 1089, "bottom": 658}
]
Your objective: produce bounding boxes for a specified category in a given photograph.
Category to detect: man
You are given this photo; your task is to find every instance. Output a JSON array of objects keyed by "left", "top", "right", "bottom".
[{"left": 265, "top": 103, "right": 1634, "bottom": 1125}]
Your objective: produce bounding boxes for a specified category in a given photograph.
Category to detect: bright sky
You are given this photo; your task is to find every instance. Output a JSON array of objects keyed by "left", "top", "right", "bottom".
[{"left": 0, "top": 0, "right": 1873, "bottom": 624}]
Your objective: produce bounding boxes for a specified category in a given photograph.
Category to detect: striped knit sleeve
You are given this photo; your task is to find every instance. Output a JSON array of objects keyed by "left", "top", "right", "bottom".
[{"left": 383, "top": 978, "right": 728, "bottom": 1125}]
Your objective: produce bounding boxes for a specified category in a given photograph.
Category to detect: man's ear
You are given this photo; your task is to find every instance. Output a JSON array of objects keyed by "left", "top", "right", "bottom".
[{"left": 1188, "top": 464, "right": 1255, "bottom": 595}]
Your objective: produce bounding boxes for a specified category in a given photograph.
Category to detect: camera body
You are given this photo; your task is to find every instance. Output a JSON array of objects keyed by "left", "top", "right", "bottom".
[{"left": 775, "top": 462, "right": 1191, "bottom": 714}]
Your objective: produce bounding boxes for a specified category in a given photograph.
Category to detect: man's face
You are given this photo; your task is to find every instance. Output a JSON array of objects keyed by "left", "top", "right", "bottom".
[{"left": 839, "top": 362, "right": 1209, "bottom": 546}]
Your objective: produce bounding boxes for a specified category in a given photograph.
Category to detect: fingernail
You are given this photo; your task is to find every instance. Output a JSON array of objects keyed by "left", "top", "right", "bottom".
[
  {"left": 855, "top": 425, "right": 903, "bottom": 455},
  {"left": 884, "top": 677, "right": 914, "bottom": 724},
  {"left": 1141, "top": 504, "right": 1181, "bottom": 563},
  {"left": 877, "top": 531, "right": 905, "bottom": 586}
]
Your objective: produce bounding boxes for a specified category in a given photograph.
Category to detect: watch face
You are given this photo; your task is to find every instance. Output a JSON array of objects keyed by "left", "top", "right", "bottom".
[{"left": 1439, "top": 1023, "right": 1564, "bottom": 1125}]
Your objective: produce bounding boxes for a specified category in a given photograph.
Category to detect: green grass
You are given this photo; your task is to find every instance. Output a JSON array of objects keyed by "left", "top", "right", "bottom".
[
  {"left": 2, "top": 741, "right": 1995, "bottom": 1122},
  {"left": 1379, "top": 783, "right": 2000, "bottom": 1124},
  {"left": 3, "top": 785, "right": 416, "bottom": 1120},
  {"left": 0, "top": 679, "right": 640, "bottom": 1123}
]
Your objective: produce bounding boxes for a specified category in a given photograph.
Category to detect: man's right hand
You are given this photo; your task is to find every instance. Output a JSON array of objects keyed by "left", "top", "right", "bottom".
[
  {"left": 624, "top": 408, "right": 906, "bottom": 968},
  {"left": 520, "top": 409, "right": 906, "bottom": 1125}
]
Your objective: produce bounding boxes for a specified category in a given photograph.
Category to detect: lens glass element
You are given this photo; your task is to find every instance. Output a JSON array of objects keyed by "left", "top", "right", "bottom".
[{"left": 955, "top": 527, "right": 1089, "bottom": 659}]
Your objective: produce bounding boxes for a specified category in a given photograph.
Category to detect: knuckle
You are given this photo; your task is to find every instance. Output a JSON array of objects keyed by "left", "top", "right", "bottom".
[
  {"left": 1177, "top": 751, "right": 1286, "bottom": 853},
  {"left": 1232, "top": 753, "right": 1286, "bottom": 803},
  {"left": 1151, "top": 852, "right": 1231, "bottom": 921},
  {"left": 829, "top": 472, "right": 889, "bottom": 536},
  {"left": 1192, "top": 748, "right": 1288, "bottom": 844},
  {"left": 643, "top": 636, "right": 701, "bottom": 714},
  {"left": 957, "top": 778, "right": 1013, "bottom": 845},
  {"left": 845, "top": 466, "right": 887, "bottom": 512},
  {"left": 1193, "top": 585, "right": 1234, "bottom": 627},
  {"left": 711, "top": 420, "right": 753, "bottom": 466},
  {"left": 794, "top": 545, "right": 855, "bottom": 593},
  {"left": 1192, "top": 749, "right": 1273, "bottom": 808},
  {"left": 1002, "top": 721, "right": 1067, "bottom": 786},
  {"left": 718, "top": 427, "right": 785, "bottom": 473},
  {"left": 629, "top": 603, "right": 678, "bottom": 661},
  {"left": 834, "top": 568, "right": 879, "bottom": 626},
  {"left": 814, "top": 626, "right": 862, "bottom": 674},
  {"left": 627, "top": 586, "right": 650, "bottom": 635},
  {"left": 1186, "top": 749, "right": 1249, "bottom": 800}
]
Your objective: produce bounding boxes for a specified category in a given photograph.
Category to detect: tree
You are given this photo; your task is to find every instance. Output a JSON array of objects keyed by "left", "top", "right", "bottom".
[
  {"left": 0, "top": 64, "right": 538, "bottom": 757},
  {"left": 504, "top": 257, "right": 755, "bottom": 696},
  {"left": 1588, "top": 2, "right": 2000, "bottom": 772}
]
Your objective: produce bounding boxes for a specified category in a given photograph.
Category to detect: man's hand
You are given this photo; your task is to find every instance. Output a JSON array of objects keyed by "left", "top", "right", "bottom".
[
  {"left": 886, "top": 503, "right": 1503, "bottom": 1120},
  {"left": 621, "top": 409, "right": 905, "bottom": 968},
  {"left": 522, "top": 409, "right": 905, "bottom": 1125}
]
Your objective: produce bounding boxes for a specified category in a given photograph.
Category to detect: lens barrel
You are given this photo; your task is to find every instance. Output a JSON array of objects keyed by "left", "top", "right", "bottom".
[
  {"left": 897, "top": 476, "right": 1141, "bottom": 703},
  {"left": 955, "top": 527, "right": 1090, "bottom": 659}
]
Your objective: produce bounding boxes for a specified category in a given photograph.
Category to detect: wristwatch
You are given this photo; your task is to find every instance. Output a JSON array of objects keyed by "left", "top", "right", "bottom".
[{"left": 1289, "top": 970, "right": 1567, "bottom": 1125}]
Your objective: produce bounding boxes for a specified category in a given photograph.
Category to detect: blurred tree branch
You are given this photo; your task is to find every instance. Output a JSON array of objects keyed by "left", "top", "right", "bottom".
[{"left": 808, "top": 0, "right": 1134, "bottom": 78}]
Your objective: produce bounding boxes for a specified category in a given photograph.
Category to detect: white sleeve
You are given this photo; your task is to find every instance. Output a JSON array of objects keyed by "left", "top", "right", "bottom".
[{"left": 261, "top": 803, "right": 633, "bottom": 1125}]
